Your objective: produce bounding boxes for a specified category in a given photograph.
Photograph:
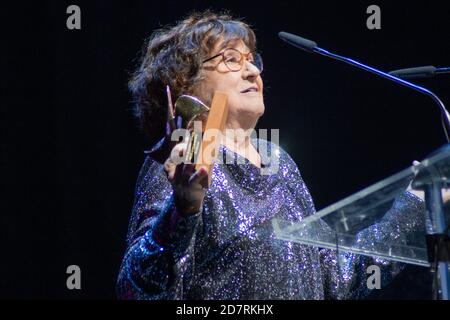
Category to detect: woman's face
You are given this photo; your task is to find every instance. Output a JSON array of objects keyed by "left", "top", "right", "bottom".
[{"left": 194, "top": 39, "right": 264, "bottom": 130}]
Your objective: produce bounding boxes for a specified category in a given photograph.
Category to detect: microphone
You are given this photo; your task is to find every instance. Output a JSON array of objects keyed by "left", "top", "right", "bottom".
[
  {"left": 388, "top": 66, "right": 450, "bottom": 79},
  {"left": 278, "top": 31, "right": 317, "bottom": 53},
  {"left": 278, "top": 31, "right": 450, "bottom": 142}
]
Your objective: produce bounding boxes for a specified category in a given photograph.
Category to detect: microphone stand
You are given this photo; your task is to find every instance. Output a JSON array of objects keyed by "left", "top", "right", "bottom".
[
  {"left": 278, "top": 31, "right": 450, "bottom": 142},
  {"left": 389, "top": 66, "right": 450, "bottom": 79},
  {"left": 279, "top": 32, "right": 450, "bottom": 299},
  {"left": 311, "top": 47, "right": 450, "bottom": 142}
]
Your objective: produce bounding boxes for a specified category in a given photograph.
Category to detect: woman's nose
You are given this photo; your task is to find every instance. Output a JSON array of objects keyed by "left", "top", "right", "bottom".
[{"left": 242, "top": 60, "right": 261, "bottom": 79}]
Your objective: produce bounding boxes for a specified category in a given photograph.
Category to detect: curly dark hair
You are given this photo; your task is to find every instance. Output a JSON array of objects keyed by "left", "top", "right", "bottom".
[{"left": 128, "top": 10, "right": 257, "bottom": 144}]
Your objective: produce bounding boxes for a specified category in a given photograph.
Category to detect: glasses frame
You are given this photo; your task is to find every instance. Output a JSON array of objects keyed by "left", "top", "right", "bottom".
[{"left": 202, "top": 48, "right": 263, "bottom": 73}]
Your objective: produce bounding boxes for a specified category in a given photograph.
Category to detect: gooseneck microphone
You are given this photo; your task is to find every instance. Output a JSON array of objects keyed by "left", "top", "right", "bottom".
[
  {"left": 278, "top": 31, "right": 318, "bottom": 53},
  {"left": 388, "top": 66, "right": 450, "bottom": 80},
  {"left": 278, "top": 31, "right": 450, "bottom": 142}
]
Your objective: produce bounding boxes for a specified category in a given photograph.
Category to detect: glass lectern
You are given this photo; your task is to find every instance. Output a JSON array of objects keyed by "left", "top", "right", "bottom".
[{"left": 272, "top": 144, "right": 450, "bottom": 299}]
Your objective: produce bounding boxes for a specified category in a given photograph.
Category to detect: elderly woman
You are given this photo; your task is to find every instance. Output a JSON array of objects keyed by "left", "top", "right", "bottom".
[{"left": 117, "top": 11, "right": 426, "bottom": 299}]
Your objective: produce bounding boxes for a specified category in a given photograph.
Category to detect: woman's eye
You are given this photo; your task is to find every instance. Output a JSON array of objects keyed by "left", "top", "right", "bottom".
[{"left": 225, "top": 56, "right": 238, "bottom": 63}]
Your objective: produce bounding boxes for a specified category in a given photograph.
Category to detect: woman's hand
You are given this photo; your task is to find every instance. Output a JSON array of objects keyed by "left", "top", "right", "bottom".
[
  {"left": 164, "top": 142, "right": 209, "bottom": 216},
  {"left": 407, "top": 160, "right": 450, "bottom": 203},
  {"left": 162, "top": 86, "right": 208, "bottom": 216}
]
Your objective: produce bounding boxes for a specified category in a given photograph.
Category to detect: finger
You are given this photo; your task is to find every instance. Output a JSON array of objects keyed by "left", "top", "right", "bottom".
[
  {"left": 188, "top": 166, "right": 208, "bottom": 188},
  {"left": 173, "top": 158, "right": 186, "bottom": 186},
  {"left": 173, "top": 163, "right": 184, "bottom": 185},
  {"left": 176, "top": 163, "right": 195, "bottom": 185},
  {"left": 170, "top": 142, "right": 188, "bottom": 166},
  {"left": 173, "top": 163, "right": 195, "bottom": 186},
  {"left": 411, "top": 160, "right": 422, "bottom": 176},
  {"left": 442, "top": 189, "right": 450, "bottom": 203},
  {"left": 164, "top": 158, "right": 176, "bottom": 181},
  {"left": 166, "top": 143, "right": 188, "bottom": 183}
]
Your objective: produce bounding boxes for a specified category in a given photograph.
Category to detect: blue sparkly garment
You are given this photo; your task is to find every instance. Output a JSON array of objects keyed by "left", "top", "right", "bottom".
[{"left": 116, "top": 139, "right": 425, "bottom": 299}]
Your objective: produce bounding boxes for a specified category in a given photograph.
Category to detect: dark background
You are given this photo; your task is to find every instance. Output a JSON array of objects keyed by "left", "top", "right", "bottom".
[{"left": 1, "top": 0, "right": 449, "bottom": 299}]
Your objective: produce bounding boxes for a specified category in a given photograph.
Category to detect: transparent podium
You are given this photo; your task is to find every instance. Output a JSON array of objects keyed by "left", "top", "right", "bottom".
[{"left": 272, "top": 144, "right": 450, "bottom": 299}]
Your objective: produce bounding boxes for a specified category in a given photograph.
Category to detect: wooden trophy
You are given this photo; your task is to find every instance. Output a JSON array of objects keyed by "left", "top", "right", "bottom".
[{"left": 177, "top": 91, "right": 228, "bottom": 187}]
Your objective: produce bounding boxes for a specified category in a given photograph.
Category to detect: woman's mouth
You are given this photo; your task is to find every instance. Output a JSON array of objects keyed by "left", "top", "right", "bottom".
[{"left": 241, "top": 86, "right": 259, "bottom": 93}]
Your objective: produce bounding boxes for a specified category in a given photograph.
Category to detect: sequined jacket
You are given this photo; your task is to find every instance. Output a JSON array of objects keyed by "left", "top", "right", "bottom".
[{"left": 116, "top": 139, "right": 425, "bottom": 299}]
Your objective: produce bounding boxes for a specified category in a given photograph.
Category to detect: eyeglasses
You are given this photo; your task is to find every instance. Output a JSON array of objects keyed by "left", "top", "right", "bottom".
[{"left": 202, "top": 48, "right": 263, "bottom": 73}]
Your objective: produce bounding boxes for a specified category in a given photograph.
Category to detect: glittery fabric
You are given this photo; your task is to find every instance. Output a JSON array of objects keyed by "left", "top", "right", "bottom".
[{"left": 116, "top": 139, "right": 426, "bottom": 300}]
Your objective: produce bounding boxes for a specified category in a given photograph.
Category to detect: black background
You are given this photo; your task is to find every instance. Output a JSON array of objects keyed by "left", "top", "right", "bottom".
[{"left": 1, "top": 0, "right": 449, "bottom": 299}]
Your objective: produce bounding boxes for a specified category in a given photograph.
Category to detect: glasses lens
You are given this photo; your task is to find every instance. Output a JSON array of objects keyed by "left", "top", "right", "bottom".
[
  {"left": 253, "top": 53, "right": 263, "bottom": 73},
  {"left": 246, "top": 52, "right": 263, "bottom": 73},
  {"left": 221, "top": 49, "right": 263, "bottom": 73},
  {"left": 223, "top": 49, "right": 243, "bottom": 71}
]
